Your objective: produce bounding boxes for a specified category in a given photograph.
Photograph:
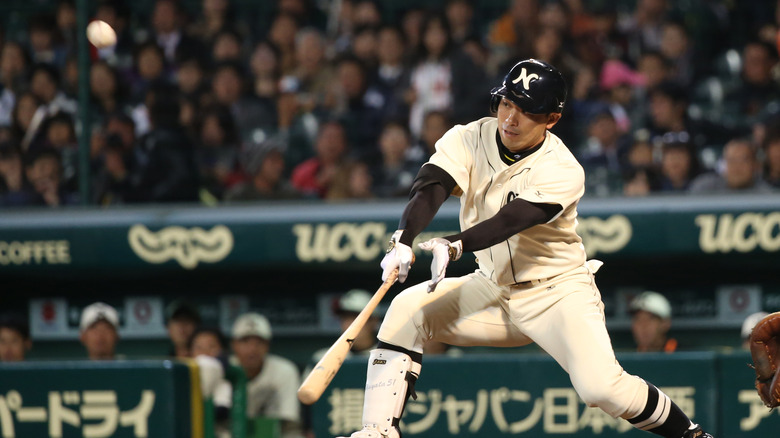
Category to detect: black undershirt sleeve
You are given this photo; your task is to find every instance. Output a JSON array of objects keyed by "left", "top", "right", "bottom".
[
  {"left": 397, "top": 164, "right": 457, "bottom": 246},
  {"left": 444, "top": 199, "right": 562, "bottom": 252}
]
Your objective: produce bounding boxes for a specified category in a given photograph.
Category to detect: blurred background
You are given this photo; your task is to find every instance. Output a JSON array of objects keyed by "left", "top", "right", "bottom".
[{"left": 0, "top": 0, "right": 779, "bottom": 437}]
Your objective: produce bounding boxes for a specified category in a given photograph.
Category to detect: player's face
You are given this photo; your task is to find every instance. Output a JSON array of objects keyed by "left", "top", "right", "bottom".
[
  {"left": 167, "top": 318, "right": 197, "bottom": 348},
  {"left": 496, "top": 98, "right": 560, "bottom": 152},
  {"left": 232, "top": 336, "right": 269, "bottom": 377},
  {"left": 80, "top": 321, "right": 118, "bottom": 360},
  {"left": 0, "top": 328, "right": 29, "bottom": 362},
  {"left": 631, "top": 311, "right": 670, "bottom": 352},
  {"left": 191, "top": 332, "right": 223, "bottom": 358}
]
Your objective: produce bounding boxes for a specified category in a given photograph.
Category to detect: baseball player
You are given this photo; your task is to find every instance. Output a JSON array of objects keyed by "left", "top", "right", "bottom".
[{"left": 342, "top": 60, "right": 713, "bottom": 438}]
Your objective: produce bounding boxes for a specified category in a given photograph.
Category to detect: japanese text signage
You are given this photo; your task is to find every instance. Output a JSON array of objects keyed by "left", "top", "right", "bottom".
[
  {"left": 0, "top": 361, "right": 196, "bottom": 438},
  {"left": 313, "top": 352, "right": 779, "bottom": 437}
]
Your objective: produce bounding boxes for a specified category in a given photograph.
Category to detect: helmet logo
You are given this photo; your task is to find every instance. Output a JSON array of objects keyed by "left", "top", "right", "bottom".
[{"left": 511, "top": 68, "right": 539, "bottom": 90}]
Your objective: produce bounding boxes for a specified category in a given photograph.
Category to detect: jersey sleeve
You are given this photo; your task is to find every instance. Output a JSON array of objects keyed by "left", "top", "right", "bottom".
[
  {"left": 515, "top": 157, "right": 584, "bottom": 222},
  {"left": 426, "top": 125, "right": 473, "bottom": 195}
]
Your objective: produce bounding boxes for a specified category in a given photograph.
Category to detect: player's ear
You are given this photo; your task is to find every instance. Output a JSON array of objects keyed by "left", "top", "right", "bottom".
[{"left": 546, "top": 113, "right": 562, "bottom": 129}]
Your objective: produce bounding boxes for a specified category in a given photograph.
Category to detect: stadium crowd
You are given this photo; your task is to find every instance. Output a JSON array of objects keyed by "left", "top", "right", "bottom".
[{"left": 0, "top": 0, "right": 778, "bottom": 208}]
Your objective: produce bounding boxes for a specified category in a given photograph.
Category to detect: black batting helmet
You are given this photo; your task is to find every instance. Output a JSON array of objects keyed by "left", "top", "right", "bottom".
[{"left": 490, "top": 59, "right": 567, "bottom": 114}]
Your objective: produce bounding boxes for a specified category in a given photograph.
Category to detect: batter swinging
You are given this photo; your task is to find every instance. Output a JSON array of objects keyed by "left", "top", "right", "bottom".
[{"left": 341, "top": 60, "right": 713, "bottom": 438}]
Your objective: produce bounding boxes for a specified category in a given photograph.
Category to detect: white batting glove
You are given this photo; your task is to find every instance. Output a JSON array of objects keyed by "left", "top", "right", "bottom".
[
  {"left": 418, "top": 237, "right": 463, "bottom": 293},
  {"left": 381, "top": 230, "right": 414, "bottom": 283}
]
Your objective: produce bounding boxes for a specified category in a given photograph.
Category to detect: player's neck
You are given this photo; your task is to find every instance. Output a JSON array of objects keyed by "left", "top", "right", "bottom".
[{"left": 495, "top": 131, "right": 545, "bottom": 165}]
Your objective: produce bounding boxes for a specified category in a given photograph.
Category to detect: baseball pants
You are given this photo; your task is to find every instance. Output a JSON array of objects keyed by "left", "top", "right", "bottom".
[{"left": 377, "top": 262, "right": 649, "bottom": 419}]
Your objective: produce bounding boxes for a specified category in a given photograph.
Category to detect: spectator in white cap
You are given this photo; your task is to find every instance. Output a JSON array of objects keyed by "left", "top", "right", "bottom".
[
  {"left": 629, "top": 291, "right": 677, "bottom": 353},
  {"left": 79, "top": 302, "right": 120, "bottom": 360},
  {"left": 230, "top": 312, "right": 302, "bottom": 438},
  {"left": 741, "top": 311, "right": 769, "bottom": 350},
  {"left": 304, "top": 289, "right": 380, "bottom": 375},
  {"left": 334, "top": 289, "right": 379, "bottom": 354}
]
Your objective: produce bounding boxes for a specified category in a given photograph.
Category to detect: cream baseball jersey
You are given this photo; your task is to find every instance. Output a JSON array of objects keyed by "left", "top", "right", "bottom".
[{"left": 427, "top": 117, "right": 586, "bottom": 286}]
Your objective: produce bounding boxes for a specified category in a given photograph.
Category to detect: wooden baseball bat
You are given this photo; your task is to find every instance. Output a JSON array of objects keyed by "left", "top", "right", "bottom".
[{"left": 297, "top": 269, "right": 399, "bottom": 405}]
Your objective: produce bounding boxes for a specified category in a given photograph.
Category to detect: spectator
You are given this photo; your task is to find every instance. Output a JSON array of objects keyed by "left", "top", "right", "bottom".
[
  {"left": 643, "top": 80, "right": 729, "bottom": 150},
  {"left": 625, "top": 133, "right": 655, "bottom": 169},
  {"left": 249, "top": 40, "right": 281, "bottom": 100},
  {"left": 275, "top": 85, "right": 317, "bottom": 169},
  {"left": 278, "top": 0, "right": 324, "bottom": 30},
  {"left": 188, "top": 0, "right": 246, "bottom": 46},
  {"left": 618, "top": 0, "right": 669, "bottom": 63},
  {"left": 351, "top": 25, "right": 378, "bottom": 70},
  {"left": 231, "top": 312, "right": 302, "bottom": 438},
  {"left": 191, "top": 326, "right": 228, "bottom": 360},
  {"left": 291, "top": 120, "right": 348, "bottom": 198},
  {"left": 149, "top": 0, "right": 203, "bottom": 64},
  {"left": 25, "top": 148, "right": 78, "bottom": 206},
  {"left": 91, "top": 112, "right": 137, "bottom": 205},
  {"left": 210, "top": 61, "right": 276, "bottom": 141},
  {"left": 689, "top": 139, "right": 774, "bottom": 193},
  {"left": 79, "top": 302, "right": 120, "bottom": 360},
  {"left": 658, "top": 138, "right": 700, "bottom": 192},
  {"left": 211, "top": 28, "right": 245, "bottom": 63},
  {"left": 0, "top": 313, "right": 31, "bottom": 362},
  {"left": 129, "top": 42, "right": 169, "bottom": 105},
  {"left": 127, "top": 82, "right": 199, "bottom": 203},
  {"left": 0, "top": 142, "right": 37, "bottom": 206},
  {"left": 351, "top": 0, "right": 383, "bottom": 29},
  {"left": 598, "top": 59, "right": 647, "bottom": 134},
  {"left": 166, "top": 299, "right": 201, "bottom": 358},
  {"left": 637, "top": 50, "right": 671, "bottom": 90},
  {"left": 400, "top": 7, "right": 425, "bottom": 50},
  {"left": 193, "top": 105, "right": 240, "bottom": 200},
  {"left": 658, "top": 21, "right": 696, "bottom": 86},
  {"left": 11, "top": 92, "right": 42, "bottom": 146},
  {"left": 267, "top": 13, "right": 300, "bottom": 75},
  {"left": 372, "top": 121, "right": 423, "bottom": 198},
  {"left": 445, "top": 0, "right": 476, "bottom": 46},
  {"left": 414, "top": 110, "right": 452, "bottom": 158},
  {"left": 94, "top": 0, "right": 134, "bottom": 67},
  {"left": 578, "top": 110, "right": 632, "bottom": 172},
  {"left": 225, "top": 140, "right": 299, "bottom": 201},
  {"left": 373, "top": 25, "right": 410, "bottom": 123},
  {"left": 0, "top": 41, "right": 31, "bottom": 128},
  {"left": 629, "top": 291, "right": 677, "bottom": 353},
  {"left": 741, "top": 311, "right": 769, "bottom": 350},
  {"left": 190, "top": 326, "right": 233, "bottom": 438},
  {"left": 176, "top": 54, "right": 208, "bottom": 100},
  {"left": 331, "top": 55, "right": 385, "bottom": 158},
  {"left": 578, "top": 110, "right": 632, "bottom": 196},
  {"left": 90, "top": 60, "right": 126, "bottom": 123},
  {"left": 288, "top": 27, "right": 336, "bottom": 114},
  {"left": 487, "top": 0, "right": 540, "bottom": 64},
  {"left": 407, "top": 13, "right": 487, "bottom": 137},
  {"left": 326, "top": 159, "right": 374, "bottom": 200},
  {"left": 762, "top": 129, "right": 780, "bottom": 188},
  {"left": 27, "top": 14, "right": 67, "bottom": 68},
  {"left": 28, "top": 63, "right": 77, "bottom": 117},
  {"left": 726, "top": 39, "right": 780, "bottom": 125},
  {"left": 35, "top": 112, "right": 78, "bottom": 188},
  {"left": 622, "top": 166, "right": 661, "bottom": 197}
]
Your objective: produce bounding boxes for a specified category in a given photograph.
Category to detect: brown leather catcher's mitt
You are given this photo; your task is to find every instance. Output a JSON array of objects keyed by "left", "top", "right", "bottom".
[{"left": 750, "top": 311, "right": 780, "bottom": 408}]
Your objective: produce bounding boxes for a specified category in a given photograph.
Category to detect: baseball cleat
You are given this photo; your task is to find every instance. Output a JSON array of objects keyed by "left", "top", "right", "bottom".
[{"left": 682, "top": 424, "right": 713, "bottom": 438}]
